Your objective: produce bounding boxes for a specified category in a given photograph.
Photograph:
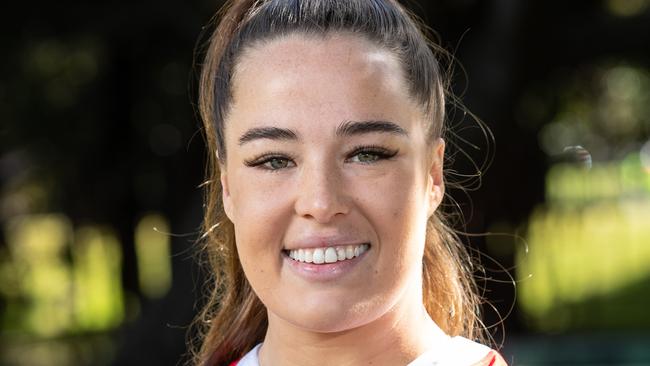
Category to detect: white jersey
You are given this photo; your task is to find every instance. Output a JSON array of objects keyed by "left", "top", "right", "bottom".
[{"left": 237, "top": 335, "right": 492, "bottom": 366}]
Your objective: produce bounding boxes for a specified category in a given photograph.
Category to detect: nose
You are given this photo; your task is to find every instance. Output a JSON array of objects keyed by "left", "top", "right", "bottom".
[{"left": 294, "top": 161, "right": 349, "bottom": 223}]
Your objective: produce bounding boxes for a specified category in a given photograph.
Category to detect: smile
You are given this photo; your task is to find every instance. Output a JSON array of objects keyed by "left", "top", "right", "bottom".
[{"left": 286, "top": 244, "right": 370, "bottom": 264}]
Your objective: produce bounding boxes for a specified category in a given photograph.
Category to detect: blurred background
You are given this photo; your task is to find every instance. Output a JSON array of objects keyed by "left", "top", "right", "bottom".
[{"left": 1, "top": 0, "right": 649, "bottom": 365}]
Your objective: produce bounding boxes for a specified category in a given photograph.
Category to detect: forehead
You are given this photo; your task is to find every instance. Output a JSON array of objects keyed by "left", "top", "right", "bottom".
[
  {"left": 227, "top": 32, "right": 421, "bottom": 136},
  {"left": 237, "top": 32, "right": 401, "bottom": 78}
]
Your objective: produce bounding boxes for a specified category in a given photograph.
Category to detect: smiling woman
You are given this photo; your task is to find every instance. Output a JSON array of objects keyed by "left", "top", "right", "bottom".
[{"left": 192, "top": 1, "right": 506, "bottom": 366}]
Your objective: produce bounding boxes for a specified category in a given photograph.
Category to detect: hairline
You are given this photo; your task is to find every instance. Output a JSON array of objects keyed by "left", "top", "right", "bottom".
[{"left": 223, "top": 30, "right": 432, "bottom": 156}]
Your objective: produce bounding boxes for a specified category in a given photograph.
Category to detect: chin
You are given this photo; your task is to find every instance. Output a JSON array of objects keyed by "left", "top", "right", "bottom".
[
  {"left": 286, "top": 311, "right": 369, "bottom": 334},
  {"left": 271, "top": 292, "right": 389, "bottom": 334}
]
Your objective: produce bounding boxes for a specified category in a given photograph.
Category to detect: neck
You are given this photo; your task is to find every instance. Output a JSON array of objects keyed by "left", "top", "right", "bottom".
[{"left": 258, "top": 285, "right": 447, "bottom": 366}]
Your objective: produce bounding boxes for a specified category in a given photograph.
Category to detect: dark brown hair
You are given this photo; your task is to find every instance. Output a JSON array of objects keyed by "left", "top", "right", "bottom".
[{"left": 192, "top": 1, "right": 485, "bottom": 365}]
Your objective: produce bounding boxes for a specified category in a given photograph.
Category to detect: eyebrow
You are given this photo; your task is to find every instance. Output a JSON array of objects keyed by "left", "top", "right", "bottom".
[
  {"left": 336, "top": 120, "right": 408, "bottom": 137},
  {"left": 238, "top": 127, "right": 298, "bottom": 145},
  {"left": 237, "top": 119, "right": 407, "bottom": 146}
]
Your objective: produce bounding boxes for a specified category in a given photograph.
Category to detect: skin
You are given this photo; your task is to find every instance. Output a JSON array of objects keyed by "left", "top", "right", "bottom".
[{"left": 220, "top": 33, "right": 446, "bottom": 366}]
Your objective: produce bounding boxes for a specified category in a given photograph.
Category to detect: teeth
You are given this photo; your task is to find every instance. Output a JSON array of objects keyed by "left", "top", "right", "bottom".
[
  {"left": 287, "top": 244, "right": 369, "bottom": 264},
  {"left": 313, "top": 248, "right": 324, "bottom": 264},
  {"left": 336, "top": 247, "right": 346, "bottom": 261},
  {"left": 325, "top": 247, "right": 337, "bottom": 263},
  {"left": 345, "top": 246, "right": 354, "bottom": 259}
]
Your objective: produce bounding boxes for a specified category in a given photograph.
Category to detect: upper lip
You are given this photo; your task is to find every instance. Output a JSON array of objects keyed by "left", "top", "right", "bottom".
[{"left": 284, "top": 234, "right": 370, "bottom": 250}]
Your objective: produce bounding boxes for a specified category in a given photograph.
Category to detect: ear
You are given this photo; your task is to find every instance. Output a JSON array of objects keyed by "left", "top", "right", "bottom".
[
  {"left": 427, "top": 138, "right": 445, "bottom": 218},
  {"left": 220, "top": 163, "right": 235, "bottom": 222}
]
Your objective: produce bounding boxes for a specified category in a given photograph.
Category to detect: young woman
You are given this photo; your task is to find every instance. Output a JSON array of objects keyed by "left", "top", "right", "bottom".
[{"left": 193, "top": 1, "right": 507, "bottom": 365}]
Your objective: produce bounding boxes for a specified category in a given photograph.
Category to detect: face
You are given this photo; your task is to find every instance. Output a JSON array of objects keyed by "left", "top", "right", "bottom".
[{"left": 220, "top": 33, "right": 445, "bottom": 333}]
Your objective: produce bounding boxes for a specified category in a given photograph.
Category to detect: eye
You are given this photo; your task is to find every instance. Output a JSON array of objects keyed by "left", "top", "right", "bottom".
[
  {"left": 354, "top": 151, "right": 381, "bottom": 163},
  {"left": 347, "top": 145, "right": 399, "bottom": 164},
  {"left": 265, "top": 157, "right": 292, "bottom": 170},
  {"left": 244, "top": 154, "right": 295, "bottom": 171}
]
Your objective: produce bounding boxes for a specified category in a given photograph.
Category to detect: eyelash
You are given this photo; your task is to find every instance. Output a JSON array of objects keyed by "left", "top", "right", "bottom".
[
  {"left": 244, "top": 152, "right": 296, "bottom": 171},
  {"left": 244, "top": 145, "right": 399, "bottom": 171},
  {"left": 346, "top": 145, "right": 399, "bottom": 163}
]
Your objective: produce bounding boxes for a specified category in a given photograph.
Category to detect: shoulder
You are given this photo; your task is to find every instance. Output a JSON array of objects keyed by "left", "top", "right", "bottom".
[
  {"left": 409, "top": 336, "right": 508, "bottom": 366},
  {"left": 471, "top": 350, "right": 508, "bottom": 366},
  {"left": 229, "top": 343, "right": 261, "bottom": 366},
  {"left": 448, "top": 337, "right": 507, "bottom": 366},
  {"left": 228, "top": 340, "right": 507, "bottom": 366},
  {"left": 447, "top": 337, "right": 507, "bottom": 366}
]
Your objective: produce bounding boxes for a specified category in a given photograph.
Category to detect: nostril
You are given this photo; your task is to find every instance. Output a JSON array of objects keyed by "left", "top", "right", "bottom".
[{"left": 294, "top": 170, "right": 349, "bottom": 222}]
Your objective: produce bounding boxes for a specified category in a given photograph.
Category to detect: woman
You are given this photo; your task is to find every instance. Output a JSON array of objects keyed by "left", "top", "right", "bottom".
[{"left": 193, "top": 0, "right": 507, "bottom": 365}]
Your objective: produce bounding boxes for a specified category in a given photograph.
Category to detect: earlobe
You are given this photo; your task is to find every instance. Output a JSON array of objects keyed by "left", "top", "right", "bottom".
[{"left": 428, "top": 138, "right": 445, "bottom": 218}]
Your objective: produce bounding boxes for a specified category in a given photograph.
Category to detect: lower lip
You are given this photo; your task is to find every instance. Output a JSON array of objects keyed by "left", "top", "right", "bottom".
[{"left": 282, "top": 247, "right": 370, "bottom": 281}]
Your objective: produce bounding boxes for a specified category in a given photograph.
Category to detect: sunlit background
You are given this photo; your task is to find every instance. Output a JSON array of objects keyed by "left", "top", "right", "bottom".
[{"left": 1, "top": 0, "right": 649, "bottom": 365}]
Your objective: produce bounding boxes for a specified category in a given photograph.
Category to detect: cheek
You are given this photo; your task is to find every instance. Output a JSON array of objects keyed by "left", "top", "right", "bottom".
[
  {"left": 229, "top": 171, "right": 293, "bottom": 266},
  {"left": 353, "top": 165, "right": 429, "bottom": 256},
  {"left": 362, "top": 166, "right": 427, "bottom": 222},
  {"left": 230, "top": 170, "right": 291, "bottom": 224}
]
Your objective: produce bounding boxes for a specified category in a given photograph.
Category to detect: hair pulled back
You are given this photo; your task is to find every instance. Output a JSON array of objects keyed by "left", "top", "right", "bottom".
[{"left": 193, "top": 1, "right": 485, "bottom": 365}]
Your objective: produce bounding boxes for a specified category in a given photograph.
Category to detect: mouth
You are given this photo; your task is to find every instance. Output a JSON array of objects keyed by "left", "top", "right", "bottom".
[{"left": 284, "top": 243, "right": 370, "bottom": 264}]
